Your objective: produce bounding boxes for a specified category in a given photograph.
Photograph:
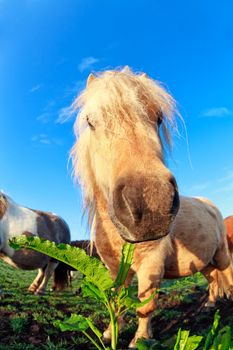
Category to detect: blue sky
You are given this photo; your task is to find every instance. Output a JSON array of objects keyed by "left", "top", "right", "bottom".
[{"left": 1, "top": 0, "right": 233, "bottom": 240}]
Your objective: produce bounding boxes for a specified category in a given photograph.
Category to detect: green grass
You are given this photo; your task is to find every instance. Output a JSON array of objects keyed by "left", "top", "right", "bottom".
[{"left": 0, "top": 259, "right": 232, "bottom": 349}]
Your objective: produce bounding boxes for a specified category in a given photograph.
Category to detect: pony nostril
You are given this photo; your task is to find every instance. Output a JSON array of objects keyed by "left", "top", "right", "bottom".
[
  {"left": 170, "top": 181, "right": 180, "bottom": 215},
  {"left": 171, "top": 188, "right": 180, "bottom": 215},
  {"left": 114, "top": 182, "right": 144, "bottom": 225},
  {"left": 135, "top": 207, "right": 143, "bottom": 222},
  {"left": 169, "top": 176, "right": 178, "bottom": 192},
  {"left": 168, "top": 176, "right": 180, "bottom": 216}
]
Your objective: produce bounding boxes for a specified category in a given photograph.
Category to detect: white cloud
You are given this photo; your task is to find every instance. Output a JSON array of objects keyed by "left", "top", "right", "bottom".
[
  {"left": 212, "top": 171, "right": 233, "bottom": 194},
  {"left": 56, "top": 106, "right": 74, "bottom": 124},
  {"left": 31, "top": 134, "right": 50, "bottom": 144},
  {"left": 31, "top": 134, "right": 63, "bottom": 146},
  {"left": 64, "top": 80, "right": 85, "bottom": 97},
  {"left": 36, "top": 100, "right": 57, "bottom": 124},
  {"left": 56, "top": 80, "right": 85, "bottom": 124},
  {"left": 30, "top": 84, "right": 42, "bottom": 93},
  {"left": 184, "top": 170, "right": 233, "bottom": 197},
  {"left": 78, "top": 56, "right": 99, "bottom": 72},
  {"left": 214, "top": 181, "right": 233, "bottom": 194},
  {"left": 200, "top": 107, "right": 233, "bottom": 118},
  {"left": 36, "top": 112, "right": 53, "bottom": 124},
  {"left": 187, "top": 181, "right": 212, "bottom": 193}
]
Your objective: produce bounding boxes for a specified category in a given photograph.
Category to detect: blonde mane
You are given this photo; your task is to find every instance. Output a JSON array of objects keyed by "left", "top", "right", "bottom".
[{"left": 70, "top": 67, "right": 177, "bottom": 231}]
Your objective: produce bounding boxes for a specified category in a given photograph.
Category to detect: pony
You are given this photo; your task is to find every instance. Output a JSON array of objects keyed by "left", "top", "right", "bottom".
[
  {"left": 71, "top": 68, "right": 233, "bottom": 347},
  {"left": 224, "top": 216, "right": 233, "bottom": 252},
  {"left": 0, "top": 191, "right": 71, "bottom": 295}
]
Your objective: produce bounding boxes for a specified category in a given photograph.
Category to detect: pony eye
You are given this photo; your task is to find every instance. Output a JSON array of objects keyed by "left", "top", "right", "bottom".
[
  {"left": 157, "top": 112, "right": 163, "bottom": 127},
  {"left": 86, "top": 116, "right": 95, "bottom": 130}
]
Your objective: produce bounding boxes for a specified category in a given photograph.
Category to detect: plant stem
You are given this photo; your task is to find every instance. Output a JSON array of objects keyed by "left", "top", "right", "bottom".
[
  {"left": 107, "top": 302, "right": 117, "bottom": 350},
  {"left": 82, "top": 331, "right": 104, "bottom": 350}
]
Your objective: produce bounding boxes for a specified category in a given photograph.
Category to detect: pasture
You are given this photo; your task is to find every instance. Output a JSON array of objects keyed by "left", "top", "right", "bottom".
[{"left": 1, "top": 259, "right": 233, "bottom": 349}]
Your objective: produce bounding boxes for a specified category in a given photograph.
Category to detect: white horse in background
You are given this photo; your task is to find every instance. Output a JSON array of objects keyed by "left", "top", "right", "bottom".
[{"left": 0, "top": 191, "right": 71, "bottom": 294}]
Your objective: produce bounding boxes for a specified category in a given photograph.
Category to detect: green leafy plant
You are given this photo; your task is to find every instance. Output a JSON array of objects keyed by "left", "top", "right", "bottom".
[
  {"left": 136, "top": 310, "right": 233, "bottom": 350},
  {"left": 10, "top": 314, "right": 28, "bottom": 334},
  {"left": 10, "top": 236, "right": 155, "bottom": 350},
  {"left": 173, "top": 329, "right": 202, "bottom": 350},
  {"left": 9, "top": 236, "right": 233, "bottom": 350}
]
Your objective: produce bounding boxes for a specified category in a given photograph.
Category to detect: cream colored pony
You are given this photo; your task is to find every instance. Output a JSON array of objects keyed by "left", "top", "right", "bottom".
[{"left": 71, "top": 68, "right": 233, "bottom": 348}]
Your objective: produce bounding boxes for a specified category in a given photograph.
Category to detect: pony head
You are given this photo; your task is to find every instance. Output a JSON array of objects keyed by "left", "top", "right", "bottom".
[{"left": 71, "top": 67, "right": 179, "bottom": 242}]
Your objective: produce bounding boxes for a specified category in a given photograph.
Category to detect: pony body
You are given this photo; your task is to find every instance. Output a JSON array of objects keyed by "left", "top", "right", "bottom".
[
  {"left": 0, "top": 192, "right": 71, "bottom": 294},
  {"left": 71, "top": 68, "right": 233, "bottom": 347},
  {"left": 96, "top": 196, "right": 233, "bottom": 347}
]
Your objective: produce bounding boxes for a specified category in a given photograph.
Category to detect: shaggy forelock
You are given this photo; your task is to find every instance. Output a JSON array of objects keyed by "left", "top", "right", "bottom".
[{"left": 74, "top": 67, "right": 176, "bottom": 138}]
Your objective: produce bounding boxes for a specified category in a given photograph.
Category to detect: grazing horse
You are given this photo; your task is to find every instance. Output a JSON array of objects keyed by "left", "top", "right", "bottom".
[
  {"left": 224, "top": 216, "right": 233, "bottom": 252},
  {"left": 0, "top": 192, "right": 71, "bottom": 294},
  {"left": 71, "top": 68, "right": 233, "bottom": 347}
]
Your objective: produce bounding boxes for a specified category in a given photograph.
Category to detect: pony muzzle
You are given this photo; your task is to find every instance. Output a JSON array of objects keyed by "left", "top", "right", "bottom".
[{"left": 111, "top": 176, "right": 180, "bottom": 242}]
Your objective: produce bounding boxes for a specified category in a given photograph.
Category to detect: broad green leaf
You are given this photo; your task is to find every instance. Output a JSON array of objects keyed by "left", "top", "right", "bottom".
[
  {"left": 174, "top": 329, "right": 189, "bottom": 350},
  {"left": 86, "top": 318, "right": 102, "bottom": 339},
  {"left": 9, "top": 235, "right": 113, "bottom": 291},
  {"left": 81, "top": 278, "right": 107, "bottom": 303},
  {"left": 203, "top": 310, "right": 220, "bottom": 350},
  {"left": 185, "top": 335, "right": 203, "bottom": 350},
  {"left": 54, "top": 314, "right": 89, "bottom": 332},
  {"left": 211, "top": 326, "right": 231, "bottom": 350},
  {"left": 124, "top": 288, "right": 158, "bottom": 309},
  {"left": 174, "top": 329, "right": 202, "bottom": 350},
  {"left": 115, "top": 243, "right": 135, "bottom": 288}
]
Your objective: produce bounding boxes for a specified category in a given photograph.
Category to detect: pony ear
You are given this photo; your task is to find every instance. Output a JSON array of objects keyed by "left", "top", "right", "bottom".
[
  {"left": 122, "top": 65, "right": 131, "bottom": 73},
  {"left": 141, "top": 73, "right": 147, "bottom": 78},
  {"left": 86, "top": 73, "right": 95, "bottom": 87}
]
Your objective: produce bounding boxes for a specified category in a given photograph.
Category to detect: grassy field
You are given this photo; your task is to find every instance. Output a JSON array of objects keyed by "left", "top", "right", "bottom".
[{"left": 0, "top": 259, "right": 233, "bottom": 349}]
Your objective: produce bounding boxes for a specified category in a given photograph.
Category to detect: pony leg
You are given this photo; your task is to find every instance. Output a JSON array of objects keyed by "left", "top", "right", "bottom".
[
  {"left": 28, "top": 268, "right": 44, "bottom": 293},
  {"left": 216, "top": 265, "right": 233, "bottom": 299},
  {"left": 50, "top": 263, "right": 70, "bottom": 291},
  {"left": 103, "top": 269, "right": 134, "bottom": 342},
  {"left": 202, "top": 266, "right": 219, "bottom": 307},
  {"left": 35, "top": 261, "right": 59, "bottom": 295},
  {"left": 128, "top": 262, "right": 163, "bottom": 348},
  {"left": 213, "top": 238, "right": 233, "bottom": 299}
]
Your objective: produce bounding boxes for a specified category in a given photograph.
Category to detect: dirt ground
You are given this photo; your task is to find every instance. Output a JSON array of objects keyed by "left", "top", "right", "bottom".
[{"left": 1, "top": 284, "right": 233, "bottom": 349}]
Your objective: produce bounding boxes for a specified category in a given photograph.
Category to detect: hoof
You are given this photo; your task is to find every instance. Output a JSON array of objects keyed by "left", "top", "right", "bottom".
[
  {"left": 28, "top": 286, "right": 37, "bottom": 293},
  {"left": 205, "top": 301, "right": 216, "bottom": 308},
  {"left": 226, "top": 286, "right": 233, "bottom": 299},
  {"left": 103, "top": 328, "right": 111, "bottom": 343},
  {"left": 34, "top": 289, "right": 45, "bottom": 295},
  {"left": 128, "top": 338, "right": 137, "bottom": 349}
]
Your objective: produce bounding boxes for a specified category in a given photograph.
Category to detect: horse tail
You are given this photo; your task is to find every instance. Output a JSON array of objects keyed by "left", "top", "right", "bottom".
[
  {"left": 225, "top": 216, "right": 233, "bottom": 254},
  {"left": 52, "top": 263, "right": 71, "bottom": 291},
  {"left": 70, "top": 239, "right": 99, "bottom": 258}
]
